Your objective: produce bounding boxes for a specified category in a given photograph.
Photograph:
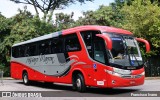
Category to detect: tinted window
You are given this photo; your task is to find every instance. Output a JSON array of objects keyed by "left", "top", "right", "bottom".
[
  {"left": 26, "top": 44, "right": 37, "bottom": 56},
  {"left": 80, "top": 32, "right": 92, "bottom": 57},
  {"left": 12, "top": 46, "right": 19, "bottom": 58},
  {"left": 19, "top": 45, "right": 26, "bottom": 57},
  {"left": 51, "top": 38, "right": 63, "bottom": 53},
  {"left": 65, "top": 34, "right": 81, "bottom": 52},
  {"left": 39, "top": 41, "right": 52, "bottom": 55},
  {"left": 12, "top": 45, "right": 26, "bottom": 58}
]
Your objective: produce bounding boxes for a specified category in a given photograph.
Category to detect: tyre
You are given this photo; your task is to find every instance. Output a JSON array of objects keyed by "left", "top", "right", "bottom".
[
  {"left": 74, "top": 73, "right": 86, "bottom": 92},
  {"left": 23, "top": 72, "right": 29, "bottom": 85}
]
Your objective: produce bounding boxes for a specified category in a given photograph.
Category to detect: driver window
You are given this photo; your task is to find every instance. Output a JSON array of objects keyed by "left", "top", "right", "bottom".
[{"left": 80, "top": 31, "right": 108, "bottom": 64}]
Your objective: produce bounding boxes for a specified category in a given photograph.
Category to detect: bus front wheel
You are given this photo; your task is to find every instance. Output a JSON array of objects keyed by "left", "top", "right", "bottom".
[
  {"left": 74, "top": 73, "right": 86, "bottom": 92},
  {"left": 23, "top": 72, "right": 29, "bottom": 85}
]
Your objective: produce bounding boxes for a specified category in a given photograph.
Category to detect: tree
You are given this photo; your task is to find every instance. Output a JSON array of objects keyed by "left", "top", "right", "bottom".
[
  {"left": 111, "top": 0, "right": 133, "bottom": 8},
  {"left": 0, "top": 13, "right": 11, "bottom": 40},
  {"left": 0, "top": 14, "right": 12, "bottom": 76},
  {"left": 75, "top": 5, "right": 123, "bottom": 28},
  {"left": 75, "top": 10, "right": 96, "bottom": 25},
  {"left": 121, "top": 0, "right": 160, "bottom": 55},
  {"left": 0, "top": 8, "right": 55, "bottom": 76},
  {"left": 10, "top": 0, "right": 93, "bottom": 22},
  {"left": 53, "top": 12, "right": 75, "bottom": 31}
]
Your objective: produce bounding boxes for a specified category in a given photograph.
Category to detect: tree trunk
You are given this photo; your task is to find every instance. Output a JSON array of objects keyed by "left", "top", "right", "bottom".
[{"left": 31, "top": 0, "right": 40, "bottom": 19}]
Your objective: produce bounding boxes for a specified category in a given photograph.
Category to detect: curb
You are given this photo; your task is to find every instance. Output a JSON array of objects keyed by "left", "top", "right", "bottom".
[
  {"left": 1, "top": 77, "right": 14, "bottom": 80},
  {"left": 145, "top": 77, "right": 160, "bottom": 80}
]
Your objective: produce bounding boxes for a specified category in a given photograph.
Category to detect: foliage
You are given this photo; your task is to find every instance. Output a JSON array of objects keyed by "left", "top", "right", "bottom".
[
  {"left": 111, "top": 0, "right": 133, "bottom": 8},
  {"left": 0, "top": 63, "right": 10, "bottom": 77},
  {"left": 0, "top": 8, "right": 55, "bottom": 76},
  {"left": 10, "top": 0, "right": 94, "bottom": 22},
  {"left": 53, "top": 12, "right": 75, "bottom": 31},
  {"left": 121, "top": 0, "right": 160, "bottom": 56},
  {"left": 0, "top": 14, "right": 11, "bottom": 69},
  {"left": 75, "top": 5, "right": 123, "bottom": 28},
  {"left": 0, "top": 14, "right": 11, "bottom": 44},
  {"left": 0, "top": 14, "right": 10, "bottom": 32}
]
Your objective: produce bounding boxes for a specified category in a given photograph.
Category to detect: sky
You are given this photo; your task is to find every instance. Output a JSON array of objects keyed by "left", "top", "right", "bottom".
[{"left": 0, "top": 0, "right": 114, "bottom": 20}]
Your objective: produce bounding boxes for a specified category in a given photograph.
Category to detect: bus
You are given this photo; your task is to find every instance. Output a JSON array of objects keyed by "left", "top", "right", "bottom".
[{"left": 11, "top": 25, "right": 150, "bottom": 92}]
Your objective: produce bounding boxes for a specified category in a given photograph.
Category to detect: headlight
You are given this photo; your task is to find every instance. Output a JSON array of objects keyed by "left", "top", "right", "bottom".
[
  {"left": 104, "top": 69, "right": 145, "bottom": 78},
  {"left": 113, "top": 68, "right": 131, "bottom": 75},
  {"left": 104, "top": 69, "right": 121, "bottom": 77},
  {"left": 140, "top": 72, "right": 145, "bottom": 75}
]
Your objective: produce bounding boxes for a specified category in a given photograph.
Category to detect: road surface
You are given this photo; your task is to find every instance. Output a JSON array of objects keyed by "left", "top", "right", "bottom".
[{"left": 0, "top": 79, "right": 160, "bottom": 100}]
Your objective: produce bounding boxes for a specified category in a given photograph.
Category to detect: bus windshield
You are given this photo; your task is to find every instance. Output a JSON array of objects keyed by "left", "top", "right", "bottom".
[{"left": 103, "top": 32, "right": 143, "bottom": 69}]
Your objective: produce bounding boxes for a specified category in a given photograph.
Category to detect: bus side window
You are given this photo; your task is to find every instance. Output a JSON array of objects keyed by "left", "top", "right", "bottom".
[
  {"left": 26, "top": 46, "right": 30, "bottom": 56},
  {"left": 12, "top": 46, "right": 19, "bottom": 58},
  {"left": 26, "top": 44, "right": 37, "bottom": 56},
  {"left": 52, "top": 38, "right": 63, "bottom": 53},
  {"left": 30, "top": 45, "right": 37, "bottom": 56},
  {"left": 39, "top": 41, "right": 51, "bottom": 55},
  {"left": 80, "top": 31, "right": 92, "bottom": 57},
  {"left": 19, "top": 45, "right": 25, "bottom": 57},
  {"left": 65, "top": 34, "right": 81, "bottom": 52}
]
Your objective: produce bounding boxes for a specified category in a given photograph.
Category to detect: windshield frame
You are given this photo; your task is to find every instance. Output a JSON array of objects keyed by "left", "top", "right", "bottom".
[{"left": 103, "top": 32, "right": 144, "bottom": 70}]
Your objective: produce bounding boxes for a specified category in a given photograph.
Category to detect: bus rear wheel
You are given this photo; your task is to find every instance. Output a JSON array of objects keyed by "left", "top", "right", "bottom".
[
  {"left": 73, "top": 73, "right": 86, "bottom": 92},
  {"left": 23, "top": 72, "right": 29, "bottom": 85}
]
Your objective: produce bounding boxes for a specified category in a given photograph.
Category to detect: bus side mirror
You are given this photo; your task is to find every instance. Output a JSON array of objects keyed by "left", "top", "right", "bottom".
[
  {"left": 96, "top": 34, "right": 112, "bottom": 50},
  {"left": 136, "top": 38, "right": 150, "bottom": 53}
]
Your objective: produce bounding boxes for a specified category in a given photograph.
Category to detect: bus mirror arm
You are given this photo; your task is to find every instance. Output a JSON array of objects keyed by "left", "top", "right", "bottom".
[
  {"left": 96, "top": 34, "right": 112, "bottom": 50},
  {"left": 136, "top": 38, "right": 150, "bottom": 53}
]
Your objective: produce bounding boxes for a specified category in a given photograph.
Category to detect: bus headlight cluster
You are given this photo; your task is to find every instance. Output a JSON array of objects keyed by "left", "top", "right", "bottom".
[
  {"left": 104, "top": 69, "right": 145, "bottom": 78},
  {"left": 113, "top": 68, "right": 131, "bottom": 75},
  {"left": 140, "top": 72, "right": 145, "bottom": 76},
  {"left": 104, "top": 67, "right": 131, "bottom": 77},
  {"left": 104, "top": 69, "right": 121, "bottom": 77}
]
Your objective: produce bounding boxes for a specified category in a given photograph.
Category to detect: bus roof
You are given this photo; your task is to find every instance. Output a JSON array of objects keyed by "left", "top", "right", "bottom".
[
  {"left": 13, "top": 25, "right": 132, "bottom": 47},
  {"left": 62, "top": 25, "right": 132, "bottom": 35}
]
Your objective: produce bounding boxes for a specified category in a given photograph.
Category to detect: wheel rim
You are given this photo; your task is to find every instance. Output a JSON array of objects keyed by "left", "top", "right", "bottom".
[
  {"left": 23, "top": 74, "right": 28, "bottom": 84},
  {"left": 76, "top": 78, "right": 81, "bottom": 89}
]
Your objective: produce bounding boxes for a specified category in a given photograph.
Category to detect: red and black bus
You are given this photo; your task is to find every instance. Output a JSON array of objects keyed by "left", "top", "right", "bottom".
[{"left": 11, "top": 25, "right": 150, "bottom": 92}]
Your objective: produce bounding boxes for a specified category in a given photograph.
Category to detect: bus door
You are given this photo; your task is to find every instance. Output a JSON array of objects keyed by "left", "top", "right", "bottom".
[{"left": 81, "top": 31, "right": 111, "bottom": 86}]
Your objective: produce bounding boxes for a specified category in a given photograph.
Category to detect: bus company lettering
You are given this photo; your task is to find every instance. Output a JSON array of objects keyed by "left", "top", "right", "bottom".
[
  {"left": 26, "top": 57, "right": 38, "bottom": 65},
  {"left": 39, "top": 55, "right": 55, "bottom": 64},
  {"left": 26, "top": 55, "right": 55, "bottom": 65}
]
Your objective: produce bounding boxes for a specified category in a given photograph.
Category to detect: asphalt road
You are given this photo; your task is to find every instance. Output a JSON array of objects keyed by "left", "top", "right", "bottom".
[{"left": 0, "top": 79, "right": 160, "bottom": 100}]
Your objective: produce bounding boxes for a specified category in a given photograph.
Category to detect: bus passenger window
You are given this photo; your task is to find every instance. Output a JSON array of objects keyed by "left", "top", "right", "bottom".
[
  {"left": 26, "top": 44, "right": 37, "bottom": 56},
  {"left": 52, "top": 39, "right": 63, "bottom": 53},
  {"left": 39, "top": 42, "right": 51, "bottom": 55},
  {"left": 12, "top": 46, "right": 19, "bottom": 58},
  {"left": 19, "top": 45, "right": 25, "bottom": 57},
  {"left": 65, "top": 34, "right": 81, "bottom": 52}
]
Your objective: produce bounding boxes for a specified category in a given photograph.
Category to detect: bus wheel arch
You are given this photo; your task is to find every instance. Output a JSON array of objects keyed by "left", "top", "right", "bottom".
[
  {"left": 22, "top": 70, "right": 29, "bottom": 85},
  {"left": 72, "top": 70, "right": 86, "bottom": 92}
]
